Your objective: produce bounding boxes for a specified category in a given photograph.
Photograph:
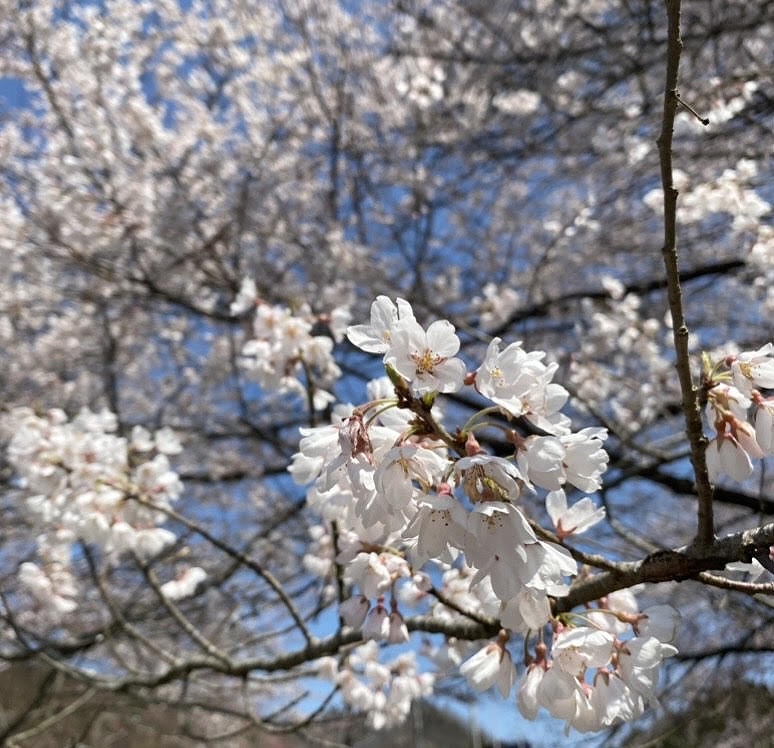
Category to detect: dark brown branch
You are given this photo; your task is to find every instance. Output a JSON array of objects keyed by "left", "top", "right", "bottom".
[
  {"left": 646, "top": 470, "right": 774, "bottom": 515},
  {"left": 676, "top": 643, "right": 774, "bottom": 662},
  {"left": 490, "top": 259, "right": 746, "bottom": 335},
  {"left": 657, "top": 0, "right": 714, "bottom": 548},
  {"left": 554, "top": 521, "right": 774, "bottom": 614},
  {"left": 697, "top": 571, "right": 774, "bottom": 594}
]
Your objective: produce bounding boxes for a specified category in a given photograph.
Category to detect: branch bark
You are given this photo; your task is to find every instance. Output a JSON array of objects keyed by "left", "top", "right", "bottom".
[
  {"left": 554, "top": 521, "right": 774, "bottom": 614},
  {"left": 657, "top": 0, "right": 714, "bottom": 548}
]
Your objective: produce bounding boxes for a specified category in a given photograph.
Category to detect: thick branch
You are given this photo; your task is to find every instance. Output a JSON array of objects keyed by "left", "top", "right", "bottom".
[{"left": 554, "top": 522, "right": 774, "bottom": 613}]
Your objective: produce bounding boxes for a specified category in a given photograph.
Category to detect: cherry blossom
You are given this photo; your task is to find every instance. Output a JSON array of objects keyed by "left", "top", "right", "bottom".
[
  {"left": 344, "top": 552, "right": 402, "bottom": 599},
  {"left": 324, "top": 642, "right": 434, "bottom": 730},
  {"left": 459, "top": 638, "right": 516, "bottom": 697},
  {"left": 464, "top": 502, "right": 575, "bottom": 600},
  {"left": 5, "top": 408, "right": 184, "bottom": 566},
  {"left": 160, "top": 566, "right": 207, "bottom": 601},
  {"left": 340, "top": 595, "right": 371, "bottom": 628},
  {"left": 475, "top": 338, "right": 559, "bottom": 418},
  {"left": 752, "top": 397, "right": 774, "bottom": 454},
  {"left": 516, "top": 607, "right": 679, "bottom": 733},
  {"left": 229, "top": 277, "right": 258, "bottom": 316},
  {"left": 705, "top": 427, "right": 762, "bottom": 482},
  {"left": 347, "top": 296, "right": 416, "bottom": 353},
  {"left": 553, "top": 627, "right": 616, "bottom": 675},
  {"left": 18, "top": 559, "right": 78, "bottom": 618},
  {"left": 499, "top": 588, "right": 552, "bottom": 633},
  {"left": 385, "top": 317, "right": 467, "bottom": 395},
  {"left": 280, "top": 296, "right": 698, "bottom": 734},
  {"left": 402, "top": 493, "right": 468, "bottom": 565},
  {"left": 388, "top": 609, "right": 410, "bottom": 644},
  {"left": 559, "top": 428, "right": 610, "bottom": 493},
  {"left": 517, "top": 663, "right": 545, "bottom": 720},
  {"left": 240, "top": 300, "right": 344, "bottom": 409},
  {"left": 545, "top": 489, "right": 606, "bottom": 539},
  {"left": 728, "top": 343, "right": 774, "bottom": 396},
  {"left": 701, "top": 355, "right": 774, "bottom": 480},
  {"left": 453, "top": 454, "right": 531, "bottom": 504},
  {"left": 363, "top": 599, "right": 391, "bottom": 640},
  {"left": 638, "top": 605, "right": 681, "bottom": 644}
]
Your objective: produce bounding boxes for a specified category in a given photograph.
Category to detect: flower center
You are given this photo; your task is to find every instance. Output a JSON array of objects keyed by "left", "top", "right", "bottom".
[
  {"left": 464, "top": 464, "right": 509, "bottom": 503},
  {"left": 412, "top": 348, "right": 442, "bottom": 375},
  {"left": 738, "top": 361, "right": 754, "bottom": 379}
]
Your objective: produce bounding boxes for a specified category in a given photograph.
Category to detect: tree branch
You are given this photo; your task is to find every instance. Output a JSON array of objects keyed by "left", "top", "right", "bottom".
[
  {"left": 554, "top": 521, "right": 774, "bottom": 613},
  {"left": 657, "top": 0, "right": 714, "bottom": 548}
]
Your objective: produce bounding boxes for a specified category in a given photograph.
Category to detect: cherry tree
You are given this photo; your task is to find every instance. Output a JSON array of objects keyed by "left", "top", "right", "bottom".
[{"left": 0, "top": 0, "right": 772, "bottom": 743}]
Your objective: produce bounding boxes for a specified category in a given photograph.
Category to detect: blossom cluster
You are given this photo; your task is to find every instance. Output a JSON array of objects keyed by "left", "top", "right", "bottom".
[
  {"left": 703, "top": 344, "right": 774, "bottom": 481},
  {"left": 516, "top": 590, "right": 679, "bottom": 733},
  {"left": 288, "top": 297, "right": 680, "bottom": 732},
  {"left": 235, "top": 278, "right": 350, "bottom": 411},
  {"left": 4, "top": 408, "right": 201, "bottom": 619},
  {"left": 318, "top": 641, "right": 434, "bottom": 729},
  {"left": 292, "top": 299, "right": 610, "bottom": 625}
]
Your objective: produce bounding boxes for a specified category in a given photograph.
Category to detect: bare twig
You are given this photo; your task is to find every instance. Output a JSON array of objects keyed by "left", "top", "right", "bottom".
[
  {"left": 6, "top": 686, "right": 97, "bottom": 747},
  {"left": 696, "top": 571, "right": 774, "bottom": 595},
  {"left": 528, "top": 519, "right": 625, "bottom": 573},
  {"left": 137, "top": 558, "right": 234, "bottom": 668},
  {"left": 657, "top": 0, "right": 714, "bottom": 548},
  {"left": 427, "top": 585, "right": 500, "bottom": 628},
  {"left": 82, "top": 545, "right": 176, "bottom": 667},
  {"left": 131, "top": 494, "right": 315, "bottom": 647},
  {"left": 674, "top": 91, "right": 710, "bottom": 126}
]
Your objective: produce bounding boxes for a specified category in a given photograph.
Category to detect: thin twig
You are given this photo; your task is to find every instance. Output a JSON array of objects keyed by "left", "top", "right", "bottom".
[
  {"left": 6, "top": 686, "right": 97, "bottom": 747},
  {"left": 674, "top": 91, "right": 710, "bottom": 126},
  {"left": 131, "top": 494, "right": 315, "bottom": 647},
  {"left": 657, "top": 0, "right": 714, "bottom": 548},
  {"left": 427, "top": 585, "right": 500, "bottom": 628},
  {"left": 137, "top": 558, "right": 233, "bottom": 668},
  {"left": 82, "top": 545, "right": 176, "bottom": 666},
  {"left": 697, "top": 571, "right": 774, "bottom": 595},
  {"left": 528, "top": 519, "right": 625, "bottom": 573}
]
